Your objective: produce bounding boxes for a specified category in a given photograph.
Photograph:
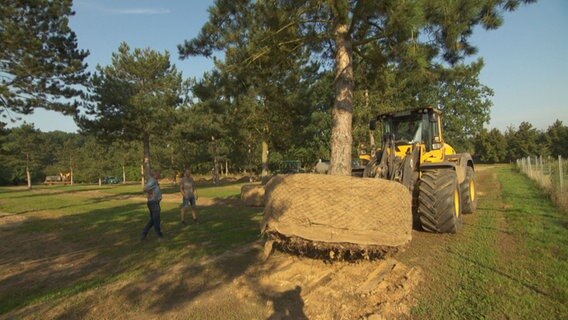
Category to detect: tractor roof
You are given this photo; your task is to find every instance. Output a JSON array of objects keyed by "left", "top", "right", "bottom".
[{"left": 377, "top": 106, "right": 441, "bottom": 119}]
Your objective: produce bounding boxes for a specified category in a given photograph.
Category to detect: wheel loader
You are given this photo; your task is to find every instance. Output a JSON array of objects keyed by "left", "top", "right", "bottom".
[
  {"left": 261, "top": 107, "right": 477, "bottom": 259},
  {"left": 364, "top": 107, "right": 477, "bottom": 233}
]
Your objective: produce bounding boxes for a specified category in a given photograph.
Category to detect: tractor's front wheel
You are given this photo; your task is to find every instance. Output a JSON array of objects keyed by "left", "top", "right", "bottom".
[
  {"left": 418, "top": 169, "right": 462, "bottom": 233},
  {"left": 460, "top": 166, "right": 477, "bottom": 214}
]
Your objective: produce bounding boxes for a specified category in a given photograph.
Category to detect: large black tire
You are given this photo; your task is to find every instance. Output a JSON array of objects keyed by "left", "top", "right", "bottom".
[
  {"left": 460, "top": 166, "right": 477, "bottom": 214},
  {"left": 418, "top": 169, "right": 462, "bottom": 233}
]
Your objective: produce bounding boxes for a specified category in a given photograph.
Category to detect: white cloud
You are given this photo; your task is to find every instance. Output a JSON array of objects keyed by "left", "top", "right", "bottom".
[{"left": 75, "top": 1, "right": 170, "bottom": 15}]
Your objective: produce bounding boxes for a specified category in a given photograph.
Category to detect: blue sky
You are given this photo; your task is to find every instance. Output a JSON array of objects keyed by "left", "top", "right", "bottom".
[{"left": 9, "top": 0, "right": 568, "bottom": 133}]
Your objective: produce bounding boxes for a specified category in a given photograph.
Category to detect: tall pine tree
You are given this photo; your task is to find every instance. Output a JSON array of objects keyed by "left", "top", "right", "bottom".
[
  {"left": 77, "top": 43, "right": 186, "bottom": 175},
  {"left": 180, "top": 0, "right": 534, "bottom": 175},
  {"left": 0, "top": 0, "right": 89, "bottom": 118}
]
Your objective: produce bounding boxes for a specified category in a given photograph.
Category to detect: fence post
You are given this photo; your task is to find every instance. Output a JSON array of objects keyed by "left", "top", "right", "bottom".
[
  {"left": 536, "top": 156, "right": 540, "bottom": 177},
  {"left": 528, "top": 156, "right": 532, "bottom": 176},
  {"left": 560, "top": 156, "right": 564, "bottom": 193},
  {"left": 539, "top": 155, "right": 544, "bottom": 180}
]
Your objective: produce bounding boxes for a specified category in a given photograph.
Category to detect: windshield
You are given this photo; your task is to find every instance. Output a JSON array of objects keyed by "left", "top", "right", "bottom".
[{"left": 384, "top": 114, "right": 426, "bottom": 144}]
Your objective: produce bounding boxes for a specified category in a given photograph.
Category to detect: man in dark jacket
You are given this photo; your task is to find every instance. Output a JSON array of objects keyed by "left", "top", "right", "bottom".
[{"left": 141, "top": 170, "right": 163, "bottom": 240}]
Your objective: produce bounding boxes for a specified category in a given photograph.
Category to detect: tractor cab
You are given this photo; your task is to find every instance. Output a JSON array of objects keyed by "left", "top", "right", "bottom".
[
  {"left": 365, "top": 107, "right": 457, "bottom": 188},
  {"left": 371, "top": 107, "right": 445, "bottom": 153}
]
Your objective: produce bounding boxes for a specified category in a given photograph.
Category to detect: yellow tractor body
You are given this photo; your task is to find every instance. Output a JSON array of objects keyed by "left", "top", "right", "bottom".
[
  {"left": 364, "top": 107, "right": 477, "bottom": 232},
  {"left": 262, "top": 107, "right": 477, "bottom": 259}
]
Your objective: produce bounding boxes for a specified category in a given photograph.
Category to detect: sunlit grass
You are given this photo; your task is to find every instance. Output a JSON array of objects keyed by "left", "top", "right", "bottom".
[
  {"left": 0, "top": 181, "right": 263, "bottom": 315},
  {"left": 412, "top": 165, "right": 568, "bottom": 319}
]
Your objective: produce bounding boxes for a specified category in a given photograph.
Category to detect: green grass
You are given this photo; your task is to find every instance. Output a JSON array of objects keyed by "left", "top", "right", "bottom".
[
  {"left": 3, "top": 167, "right": 566, "bottom": 318},
  {"left": 411, "top": 165, "right": 568, "bottom": 319},
  {"left": 0, "top": 181, "right": 263, "bottom": 315}
]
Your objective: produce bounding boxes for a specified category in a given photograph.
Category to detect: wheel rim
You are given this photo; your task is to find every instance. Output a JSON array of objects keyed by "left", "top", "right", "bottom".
[
  {"left": 454, "top": 187, "right": 460, "bottom": 217},
  {"left": 469, "top": 179, "right": 475, "bottom": 202}
]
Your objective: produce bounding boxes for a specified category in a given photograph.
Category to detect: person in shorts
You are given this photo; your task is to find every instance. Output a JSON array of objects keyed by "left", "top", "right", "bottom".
[{"left": 180, "top": 169, "right": 198, "bottom": 224}]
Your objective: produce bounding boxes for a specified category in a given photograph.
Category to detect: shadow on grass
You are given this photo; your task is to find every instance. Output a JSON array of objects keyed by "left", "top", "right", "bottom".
[
  {"left": 446, "top": 248, "right": 550, "bottom": 298},
  {"left": 0, "top": 194, "right": 303, "bottom": 318},
  {"left": 474, "top": 201, "right": 568, "bottom": 246}
]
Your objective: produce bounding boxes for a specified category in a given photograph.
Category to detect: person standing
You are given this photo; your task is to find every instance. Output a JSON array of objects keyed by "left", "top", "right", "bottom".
[
  {"left": 180, "top": 169, "right": 199, "bottom": 224},
  {"left": 141, "top": 170, "right": 163, "bottom": 240}
]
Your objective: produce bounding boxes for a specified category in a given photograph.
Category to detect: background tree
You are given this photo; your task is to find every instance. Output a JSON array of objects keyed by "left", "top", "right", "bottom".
[
  {"left": 58, "top": 134, "right": 85, "bottom": 185},
  {"left": 0, "top": 122, "right": 13, "bottom": 184},
  {"left": 40, "top": 130, "right": 75, "bottom": 177},
  {"left": 505, "top": 122, "right": 542, "bottom": 161},
  {"left": 0, "top": 0, "right": 89, "bottom": 119},
  {"left": 180, "top": 0, "right": 534, "bottom": 175},
  {"left": 426, "top": 61, "right": 493, "bottom": 152},
  {"left": 74, "top": 136, "right": 112, "bottom": 184},
  {"left": 77, "top": 43, "right": 186, "bottom": 176},
  {"left": 180, "top": 2, "right": 322, "bottom": 177},
  {"left": 110, "top": 140, "right": 142, "bottom": 184},
  {"left": 473, "top": 128, "right": 507, "bottom": 163},
  {"left": 2, "top": 123, "right": 43, "bottom": 189},
  {"left": 546, "top": 120, "right": 568, "bottom": 158}
]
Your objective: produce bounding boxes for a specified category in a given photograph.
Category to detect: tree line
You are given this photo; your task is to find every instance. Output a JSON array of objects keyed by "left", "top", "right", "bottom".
[
  {"left": 474, "top": 120, "right": 568, "bottom": 163},
  {"left": 1, "top": 0, "right": 539, "bottom": 187},
  {"left": 2, "top": 117, "right": 566, "bottom": 186}
]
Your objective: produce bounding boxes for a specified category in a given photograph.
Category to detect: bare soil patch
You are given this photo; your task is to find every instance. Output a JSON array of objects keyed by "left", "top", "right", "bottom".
[
  {"left": 3, "top": 240, "right": 422, "bottom": 320},
  {"left": 233, "top": 249, "right": 422, "bottom": 319},
  {"left": 0, "top": 214, "right": 27, "bottom": 229}
]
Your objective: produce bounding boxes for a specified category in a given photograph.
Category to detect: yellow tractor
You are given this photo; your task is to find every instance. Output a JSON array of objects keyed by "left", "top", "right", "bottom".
[
  {"left": 261, "top": 107, "right": 476, "bottom": 259},
  {"left": 364, "top": 107, "right": 477, "bottom": 232}
]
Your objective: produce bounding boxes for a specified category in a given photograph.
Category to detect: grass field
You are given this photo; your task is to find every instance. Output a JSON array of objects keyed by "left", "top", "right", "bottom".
[
  {"left": 0, "top": 166, "right": 567, "bottom": 319},
  {"left": 404, "top": 165, "right": 568, "bottom": 319},
  {"left": 0, "top": 181, "right": 266, "bottom": 318}
]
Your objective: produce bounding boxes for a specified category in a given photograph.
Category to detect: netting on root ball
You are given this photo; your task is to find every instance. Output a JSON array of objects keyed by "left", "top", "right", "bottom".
[{"left": 262, "top": 174, "right": 413, "bottom": 255}]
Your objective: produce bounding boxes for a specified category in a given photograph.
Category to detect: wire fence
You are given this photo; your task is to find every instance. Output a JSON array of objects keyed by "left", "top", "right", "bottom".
[{"left": 516, "top": 155, "right": 567, "bottom": 212}]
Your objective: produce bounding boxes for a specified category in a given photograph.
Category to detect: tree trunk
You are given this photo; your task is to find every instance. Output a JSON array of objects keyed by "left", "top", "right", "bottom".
[
  {"left": 141, "top": 164, "right": 145, "bottom": 187},
  {"left": 142, "top": 134, "right": 151, "bottom": 176},
  {"left": 70, "top": 166, "right": 74, "bottom": 185},
  {"left": 212, "top": 136, "right": 219, "bottom": 184},
  {"left": 26, "top": 166, "right": 31, "bottom": 190},
  {"left": 99, "top": 177, "right": 102, "bottom": 186},
  {"left": 261, "top": 140, "right": 269, "bottom": 177},
  {"left": 122, "top": 165, "right": 126, "bottom": 184},
  {"left": 365, "top": 89, "right": 376, "bottom": 155},
  {"left": 213, "top": 157, "right": 219, "bottom": 184},
  {"left": 142, "top": 134, "right": 151, "bottom": 187},
  {"left": 26, "top": 153, "right": 32, "bottom": 190},
  {"left": 329, "top": 20, "right": 353, "bottom": 176}
]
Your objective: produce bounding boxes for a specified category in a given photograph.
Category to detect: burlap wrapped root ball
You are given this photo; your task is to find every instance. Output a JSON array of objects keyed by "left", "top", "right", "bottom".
[
  {"left": 241, "top": 184, "right": 265, "bottom": 207},
  {"left": 262, "top": 174, "right": 413, "bottom": 248}
]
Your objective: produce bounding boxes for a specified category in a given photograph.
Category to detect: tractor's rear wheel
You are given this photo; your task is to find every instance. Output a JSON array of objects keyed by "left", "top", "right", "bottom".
[
  {"left": 418, "top": 169, "right": 462, "bottom": 233},
  {"left": 460, "top": 166, "right": 477, "bottom": 214}
]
